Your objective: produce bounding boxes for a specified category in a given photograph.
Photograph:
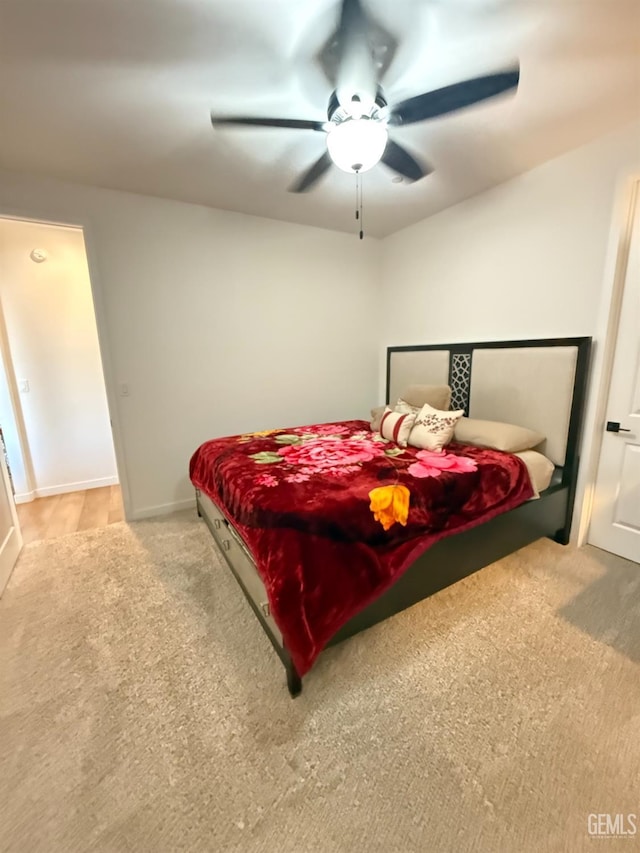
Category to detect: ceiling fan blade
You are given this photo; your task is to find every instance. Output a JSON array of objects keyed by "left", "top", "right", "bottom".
[
  {"left": 289, "top": 152, "right": 333, "bottom": 193},
  {"left": 381, "top": 140, "right": 430, "bottom": 183},
  {"left": 389, "top": 67, "right": 519, "bottom": 127},
  {"left": 211, "top": 115, "right": 326, "bottom": 132}
]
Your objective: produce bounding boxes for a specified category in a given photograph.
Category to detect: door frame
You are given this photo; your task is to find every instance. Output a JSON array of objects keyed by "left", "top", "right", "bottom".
[
  {"left": 576, "top": 174, "right": 640, "bottom": 547},
  {"left": 0, "top": 207, "right": 131, "bottom": 520},
  {"left": 0, "top": 426, "right": 22, "bottom": 596}
]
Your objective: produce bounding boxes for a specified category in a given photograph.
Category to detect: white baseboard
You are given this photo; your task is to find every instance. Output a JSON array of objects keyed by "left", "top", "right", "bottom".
[
  {"left": 129, "top": 497, "right": 197, "bottom": 521},
  {"left": 14, "top": 475, "right": 119, "bottom": 503},
  {"left": 15, "top": 485, "right": 196, "bottom": 522}
]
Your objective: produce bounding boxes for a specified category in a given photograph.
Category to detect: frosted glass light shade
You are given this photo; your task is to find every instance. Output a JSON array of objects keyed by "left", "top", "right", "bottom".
[{"left": 326, "top": 119, "right": 388, "bottom": 174}]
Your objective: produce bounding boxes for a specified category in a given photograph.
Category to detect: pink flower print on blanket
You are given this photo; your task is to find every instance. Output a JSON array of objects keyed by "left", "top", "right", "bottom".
[
  {"left": 408, "top": 449, "right": 478, "bottom": 479},
  {"left": 256, "top": 473, "right": 278, "bottom": 487},
  {"left": 323, "top": 464, "right": 361, "bottom": 478},
  {"left": 291, "top": 424, "right": 347, "bottom": 437},
  {"left": 284, "top": 472, "right": 311, "bottom": 484},
  {"left": 278, "top": 436, "right": 385, "bottom": 472}
]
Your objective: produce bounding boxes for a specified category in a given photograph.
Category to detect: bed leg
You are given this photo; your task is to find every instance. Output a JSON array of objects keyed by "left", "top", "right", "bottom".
[
  {"left": 284, "top": 650, "right": 302, "bottom": 698},
  {"left": 552, "top": 527, "right": 570, "bottom": 546},
  {"left": 195, "top": 490, "right": 202, "bottom": 518}
]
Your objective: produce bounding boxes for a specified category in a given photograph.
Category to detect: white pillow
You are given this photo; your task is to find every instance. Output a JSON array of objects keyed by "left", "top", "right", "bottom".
[
  {"left": 370, "top": 405, "right": 386, "bottom": 432},
  {"left": 379, "top": 408, "right": 417, "bottom": 448},
  {"left": 453, "top": 417, "right": 544, "bottom": 453},
  {"left": 408, "top": 403, "right": 464, "bottom": 452},
  {"left": 398, "top": 385, "right": 452, "bottom": 411},
  {"left": 514, "top": 450, "right": 555, "bottom": 498}
]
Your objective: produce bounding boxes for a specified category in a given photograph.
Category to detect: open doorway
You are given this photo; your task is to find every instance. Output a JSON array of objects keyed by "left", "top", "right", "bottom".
[{"left": 0, "top": 216, "right": 122, "bottom": 543}]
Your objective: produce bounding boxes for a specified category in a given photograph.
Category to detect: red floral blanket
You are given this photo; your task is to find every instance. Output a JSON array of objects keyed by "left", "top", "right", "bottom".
[{"left": 189, "top": 420, "right": 533, "bottom": 675}]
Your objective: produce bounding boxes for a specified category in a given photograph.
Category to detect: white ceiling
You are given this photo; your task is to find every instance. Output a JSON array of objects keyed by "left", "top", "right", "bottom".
[{"left": 0, "top": 0, "right": 638, "bottom": 238}]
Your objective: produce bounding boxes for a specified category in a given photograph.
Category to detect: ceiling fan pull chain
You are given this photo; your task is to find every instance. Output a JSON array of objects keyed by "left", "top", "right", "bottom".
[
  {"left": 355, "top": 171, "right": 360, "bottom": 221},
  {"left": 359, "top": 172, "right": 364, "bottom": 240}
]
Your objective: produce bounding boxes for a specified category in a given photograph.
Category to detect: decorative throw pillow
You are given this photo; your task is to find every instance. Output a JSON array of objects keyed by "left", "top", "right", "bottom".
[
  {"left": 378, "top": 408, "right": 417, "bottom": 448},
  {"left": 408, "top": 403, "right": 464, "bottom": 452},
  {"left": 454, "top": 418, "right": 545, "bottom": 453},
  {"left": 394, "top": 398, "right": 420, "bottom": 416},
  {"left": 399, "top": 384, "right": 452, "bottom": 412}
]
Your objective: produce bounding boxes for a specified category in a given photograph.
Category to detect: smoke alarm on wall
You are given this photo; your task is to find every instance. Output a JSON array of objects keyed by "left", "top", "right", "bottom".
[{"left": 29, "top": 249, "right": 48, "bottom": 263}]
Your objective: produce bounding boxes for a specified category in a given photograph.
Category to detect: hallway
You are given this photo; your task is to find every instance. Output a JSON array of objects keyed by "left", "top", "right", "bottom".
[{"left": 16, "top": 486, "right": 124, "bottom": 544}]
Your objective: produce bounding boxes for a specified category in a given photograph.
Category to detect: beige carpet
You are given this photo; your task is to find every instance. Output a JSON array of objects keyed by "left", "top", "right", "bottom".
[{"left": 0, "top": 512, "right": 638, "bottom": 853}]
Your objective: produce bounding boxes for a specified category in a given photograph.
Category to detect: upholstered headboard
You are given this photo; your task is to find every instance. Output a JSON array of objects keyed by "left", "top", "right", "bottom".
[{"left": 387, "top": 338, "right": 591, "bottom": 468}]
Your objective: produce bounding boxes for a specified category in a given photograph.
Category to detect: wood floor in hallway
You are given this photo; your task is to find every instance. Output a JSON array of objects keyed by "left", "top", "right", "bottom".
[{"left": 16, "top": 486, "right": 124, "bottom": 544}]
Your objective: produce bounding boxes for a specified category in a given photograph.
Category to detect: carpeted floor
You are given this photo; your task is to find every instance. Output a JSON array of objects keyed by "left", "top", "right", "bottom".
[{"left": 0, "top": 512, "right": 638, "bottom": 853}]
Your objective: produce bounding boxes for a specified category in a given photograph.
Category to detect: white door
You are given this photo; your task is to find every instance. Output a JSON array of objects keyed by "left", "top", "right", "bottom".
[
  {"left": 589, "top": 181, "right": 640, "bottom": 563},
  {"left": 0, "top": 438, "right": 22, "bottom": 595}
]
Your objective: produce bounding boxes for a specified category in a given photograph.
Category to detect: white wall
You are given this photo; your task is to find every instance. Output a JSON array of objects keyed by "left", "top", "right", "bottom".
[
  {"left": 380, "top": 121, "right": 640, "bottom": 349},
  {"left": 0, "top": 171, "right": 382, "bottom": 518},
  {"left": 0, "top": 218, "right": 117, "bottom": 500},
  {"left": 379, "top": 121, "right": 640, "bottom": 540}
]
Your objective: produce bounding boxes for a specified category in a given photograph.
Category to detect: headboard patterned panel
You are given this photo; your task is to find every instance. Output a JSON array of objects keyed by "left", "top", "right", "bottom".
[{"left": 386, "top": 338, "right": 591, "bottom": 471}]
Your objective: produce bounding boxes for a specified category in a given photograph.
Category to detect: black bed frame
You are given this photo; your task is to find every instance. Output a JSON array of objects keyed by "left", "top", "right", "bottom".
[{"left": 196, "top": 336, "right": 591, "bottom": 697}]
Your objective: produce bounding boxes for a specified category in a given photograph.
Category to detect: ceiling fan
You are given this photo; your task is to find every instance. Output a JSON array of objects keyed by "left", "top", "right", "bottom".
[{"left": 210, "top": 0, "right": 519, "bottom": 193}]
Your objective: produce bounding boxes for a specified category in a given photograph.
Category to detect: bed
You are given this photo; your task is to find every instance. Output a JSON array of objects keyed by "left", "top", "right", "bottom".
[{"left": 190, "top": 337, "right": 591, "bottom": 696}]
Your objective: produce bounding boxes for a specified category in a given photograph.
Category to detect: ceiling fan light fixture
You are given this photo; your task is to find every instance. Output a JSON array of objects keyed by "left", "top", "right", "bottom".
[{"left": 326, "top": 119, "right": 388, "bottom": 174}]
